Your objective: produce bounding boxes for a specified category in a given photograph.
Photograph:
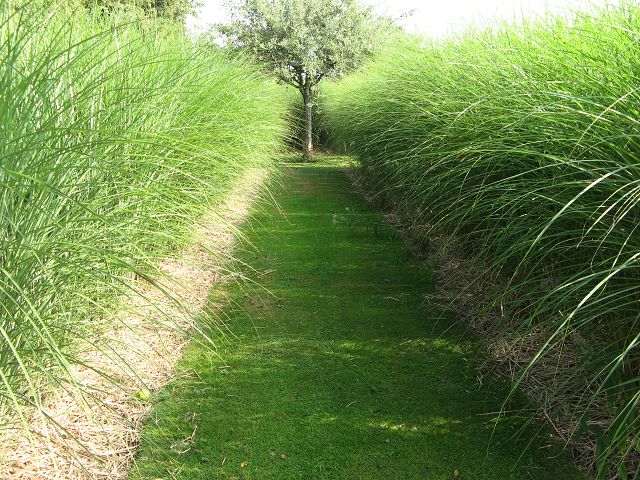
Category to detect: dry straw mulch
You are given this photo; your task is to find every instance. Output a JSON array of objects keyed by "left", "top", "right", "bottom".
[{"left": 0, "top": 169, "right": 269, "bottom": 480}]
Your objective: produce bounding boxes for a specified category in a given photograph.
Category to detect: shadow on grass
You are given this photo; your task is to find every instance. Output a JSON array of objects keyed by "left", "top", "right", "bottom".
[{"left": 130, "top": 161, "right": 585, "bottom": 480}]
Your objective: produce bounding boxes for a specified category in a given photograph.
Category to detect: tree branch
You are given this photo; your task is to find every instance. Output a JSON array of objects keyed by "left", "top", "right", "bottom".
[{"left": 312, "top": 71, "right": 325, "bottom": 86}]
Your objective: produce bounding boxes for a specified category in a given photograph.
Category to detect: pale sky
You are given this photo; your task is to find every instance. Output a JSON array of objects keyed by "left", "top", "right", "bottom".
[{"left": 187, "top": 0, "right": 621, "bottom": 39}]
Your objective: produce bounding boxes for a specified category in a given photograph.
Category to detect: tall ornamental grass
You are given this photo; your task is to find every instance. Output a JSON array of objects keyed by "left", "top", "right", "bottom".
[
  {"left": 322, "top": 4, "right": 640, "bottom": 478},
  {"left": 0, "top": 0, "right": 287, "bottom": 435}
]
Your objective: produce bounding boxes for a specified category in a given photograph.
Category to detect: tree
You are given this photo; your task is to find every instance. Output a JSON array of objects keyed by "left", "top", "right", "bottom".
[{"left": 218, "top": 0, "right": 385, "bottom": 161}]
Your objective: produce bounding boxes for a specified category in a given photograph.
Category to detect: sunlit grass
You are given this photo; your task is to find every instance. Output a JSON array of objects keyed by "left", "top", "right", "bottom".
[
  {"left": 322, "top": 3, "right": 640, "bottom": 477},
  {"left": 131, "top": 162, "right": 583, "bottom": 480},
  {"left": 0, "top": 0, "right": 288, "bottom": 456}
]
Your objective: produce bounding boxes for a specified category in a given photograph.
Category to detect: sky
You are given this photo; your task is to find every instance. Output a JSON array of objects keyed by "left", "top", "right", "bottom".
[{"left": 187, "top": 0, "right": 620, "bottom": 39}]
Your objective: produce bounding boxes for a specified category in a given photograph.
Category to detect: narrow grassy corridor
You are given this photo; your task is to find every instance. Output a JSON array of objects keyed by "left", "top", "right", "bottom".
[{"left": 131, "top": 160, "right": 584, "bottom": 480}]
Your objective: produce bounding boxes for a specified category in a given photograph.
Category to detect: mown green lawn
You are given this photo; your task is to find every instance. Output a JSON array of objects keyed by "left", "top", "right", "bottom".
[{"left": 130, "top": 156, "right": 585, "bottom": 480}]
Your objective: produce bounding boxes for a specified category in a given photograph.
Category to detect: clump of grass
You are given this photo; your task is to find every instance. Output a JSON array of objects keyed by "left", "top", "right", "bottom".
[
  {"left": 0, "top": 0, "right": 288, "bottom": 472},
  {"left": 321, "top": 3, "right": 640, "bottom": 478}
]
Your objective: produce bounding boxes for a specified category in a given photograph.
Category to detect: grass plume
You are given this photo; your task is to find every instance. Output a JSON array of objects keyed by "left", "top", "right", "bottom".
[
  {"left": 0, "top": 0, "right": 289, "bottom": 474},
  {"left": 322, "top": 3, "right": 640, "bottom": 477}
]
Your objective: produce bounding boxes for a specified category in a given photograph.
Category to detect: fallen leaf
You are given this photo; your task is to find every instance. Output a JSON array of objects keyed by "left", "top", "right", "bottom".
[
  {"left": 454, "top": 468, "right": 460, "bottom": 477},
  {"left": 280, "top": 454, "right": 287, "bottom": 460},
  {"left": 240, "top": 461, "right": 248, "bottom": 468}
]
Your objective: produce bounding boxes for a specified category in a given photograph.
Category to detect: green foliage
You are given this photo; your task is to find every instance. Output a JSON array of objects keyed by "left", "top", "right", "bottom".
[
  {"left": 322, "top": 4, "right": 640, "bottom": 477},
  {"left": 131, "top": 161, "right": 583, "bottom": 480},
  {"left": 15, "top": 0, "right": 197, "bottom": 20},
  {"left": 0, "top": 0, "right": 287, "bottom": 432},
  {"left": 218, "top": 0, "right": 385, "bottom": 88},
  {"left": 84, "top": 0, "right": 197, "bottom": 20}
]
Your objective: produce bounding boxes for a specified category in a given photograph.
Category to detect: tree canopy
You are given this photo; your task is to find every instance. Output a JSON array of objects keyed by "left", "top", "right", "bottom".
[{"left": 219, "top": 0, "right": 382, "bottom": 89}]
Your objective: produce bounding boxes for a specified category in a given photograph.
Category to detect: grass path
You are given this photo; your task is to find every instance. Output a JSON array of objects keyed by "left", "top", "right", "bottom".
[{"left": 130, "top": 159, "right": 585, "bottom": 480}]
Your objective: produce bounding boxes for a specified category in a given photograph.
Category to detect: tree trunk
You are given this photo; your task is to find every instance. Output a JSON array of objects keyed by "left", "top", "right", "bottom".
[{"left": 302, "top": 84, "right": 313, "bottom": 162}]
